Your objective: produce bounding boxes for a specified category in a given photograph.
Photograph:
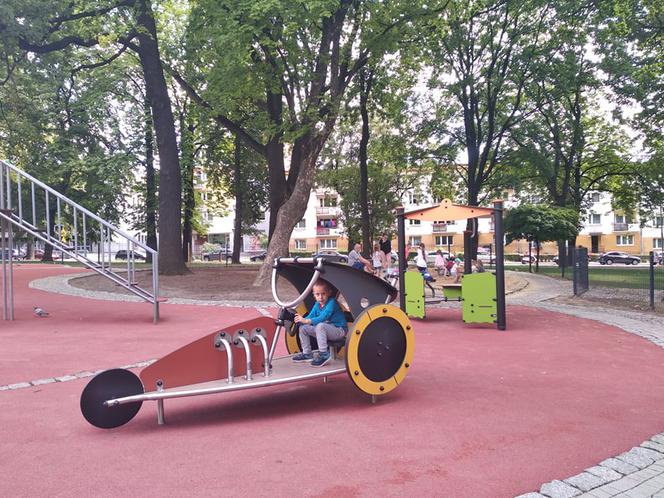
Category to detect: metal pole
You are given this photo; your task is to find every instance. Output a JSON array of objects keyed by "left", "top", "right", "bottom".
[
  {"left": 493, "top": 201, "right": 506, "bottom": 330},
  {"left": 572, "top": 245, "right": 578, "bottom": 295},
  {"left": 1, "top": 218, "right": 7, "bottom": 320},
  {"left": 0, "top": 162, "right": 5, "bottom": 206},
  {"left": 397, "top": 207, "right": 406, "bottom": 312},
  {"left": 73, "top": 207, "right": 78, "bottom": 255},
  {"left": 153, "top": 251, "right": 159, "bottom": 323},
  {"left": 45, "top": 191, "right": 50, "bottom": 239},
  {"left": 31, "top": 183, "right": 36, "bottom": 227},
  {"left": 7, "top": 220, "right": 13, "bottom": 320},
  {"left": 17, "top": 175, "right": 22, "bottom": 221},
  {"left": 650, "top": 251, "right": 655, "bottom": 310}
]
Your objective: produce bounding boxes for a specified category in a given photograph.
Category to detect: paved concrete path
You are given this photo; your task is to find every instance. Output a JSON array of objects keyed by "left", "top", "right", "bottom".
[{"left": 510, "top": 272, "right": 664, "bottom": 498}]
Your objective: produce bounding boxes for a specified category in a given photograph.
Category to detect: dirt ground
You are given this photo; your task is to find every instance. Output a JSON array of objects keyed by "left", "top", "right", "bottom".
[{"left": 69, "top": 265, "right": 526, "bottom": 302}]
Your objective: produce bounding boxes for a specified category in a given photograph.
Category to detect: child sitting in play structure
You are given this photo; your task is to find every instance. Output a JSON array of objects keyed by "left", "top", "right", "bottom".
[{"left": 292, "top": 278, "right": 348, "bottom": 367}]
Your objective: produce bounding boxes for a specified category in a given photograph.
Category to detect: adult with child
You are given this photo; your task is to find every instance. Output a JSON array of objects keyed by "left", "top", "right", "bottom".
[
  {"left": 372, "top": 243, "right": 386, "bottom": 278},
  {"left": 379, "top": 233, "right": 392, "bottom": 269},
  {"left": 292, "top": 279, "right": 348, "bottom": 367},
  {"left": 347, "top": 242, "right": 372, "bottom": 272}
]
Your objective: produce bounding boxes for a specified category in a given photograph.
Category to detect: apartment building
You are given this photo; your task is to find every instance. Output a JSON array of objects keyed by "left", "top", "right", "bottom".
[
  {"left": 188, "top": 167, "right": 662, "bottom": 257},
  {"left": 577, "top": 192, "right": 663, "bottom": 255},
  {"left": 285, "top": 189, "right": 663, "bottom": 256}
]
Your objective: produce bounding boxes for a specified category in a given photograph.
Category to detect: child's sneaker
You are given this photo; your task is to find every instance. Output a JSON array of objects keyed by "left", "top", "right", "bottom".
[
  {"left": 311, "top": 352, "right": 331, "bottom": 367},
  {"left": 292, "top": 352, "right": 313, "bottom": 362}
]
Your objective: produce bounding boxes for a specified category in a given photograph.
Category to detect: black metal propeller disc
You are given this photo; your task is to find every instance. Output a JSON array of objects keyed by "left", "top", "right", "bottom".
[
  {"left": 357, "top": 316, "right": 407, "bottom": 383},
  {"left": 80, "top": 369, "right": 144, "bottom": 429}
]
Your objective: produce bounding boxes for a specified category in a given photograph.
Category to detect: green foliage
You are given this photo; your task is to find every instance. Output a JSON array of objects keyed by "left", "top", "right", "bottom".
[
  {"left": 0, "top": 47, "right": 133, "bottom": 234},
  {"left": 504, "top": 205, "right": 579, "bottom": 244},
  {"left": 320, "top": 162, "right": 401, "bottom": 245}
]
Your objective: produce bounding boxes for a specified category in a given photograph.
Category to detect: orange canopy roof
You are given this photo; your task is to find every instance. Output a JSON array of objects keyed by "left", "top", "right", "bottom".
[{"left": 403, "top": 199, "right": 494, "bottom": 221}]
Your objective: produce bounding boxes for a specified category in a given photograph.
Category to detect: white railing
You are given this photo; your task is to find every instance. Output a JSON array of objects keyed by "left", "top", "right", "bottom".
[{"left": 0, "top": 160, "right": 160, "bottom": 322}]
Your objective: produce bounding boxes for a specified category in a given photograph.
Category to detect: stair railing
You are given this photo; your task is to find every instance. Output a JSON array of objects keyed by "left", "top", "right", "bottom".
[{"left": 0, "top": 160, "right": 160, "bottom": 322}]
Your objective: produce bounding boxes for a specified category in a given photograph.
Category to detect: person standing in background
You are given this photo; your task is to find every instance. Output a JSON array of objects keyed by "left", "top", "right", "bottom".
[{"left": 379, "top": 233, "right": 392, "bottom": 270}]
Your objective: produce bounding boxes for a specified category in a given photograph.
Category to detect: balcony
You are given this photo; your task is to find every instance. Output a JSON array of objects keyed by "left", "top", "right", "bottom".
[
  {"left": 316, "top": 206, "right": 338, "bottom": 216},
  {"left": 432, "top": 223, "right": 448, "bottom": 233},
  {"left": 613, "top": 223, "right": 630, "bottom": 232},
  {"left": 318, "top": 227, "right": 343, "bottom": 236}
]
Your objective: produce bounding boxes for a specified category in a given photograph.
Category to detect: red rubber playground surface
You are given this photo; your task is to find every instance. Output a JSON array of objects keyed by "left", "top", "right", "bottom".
[{"left": 2, "top": 264, "right": 664, "bottom": 497}]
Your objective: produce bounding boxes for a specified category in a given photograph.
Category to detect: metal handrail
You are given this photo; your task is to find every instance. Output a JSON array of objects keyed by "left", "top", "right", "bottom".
[
  {"left": 0, "top": 160, "right": 160, "bottom": 322},
  {"left": 1, "top": 160, "right": 154, "bottom": 252}
]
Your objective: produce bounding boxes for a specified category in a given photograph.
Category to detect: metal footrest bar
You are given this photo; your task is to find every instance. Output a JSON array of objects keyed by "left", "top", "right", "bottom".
[{"left": 104, "top": 356, "right": 347, "bottom": 407}]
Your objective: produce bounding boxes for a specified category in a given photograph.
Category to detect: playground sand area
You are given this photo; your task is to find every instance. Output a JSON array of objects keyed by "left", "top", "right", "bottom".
[{"left": 68, "top": 265, "right": 527, "bottom": 302}]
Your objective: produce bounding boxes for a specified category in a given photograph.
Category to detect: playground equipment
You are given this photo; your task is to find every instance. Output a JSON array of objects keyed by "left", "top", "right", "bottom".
[
  {"left": 395, "top": 199, "right": 507, "bottom": 329},
  {"left": 80, "top": 257, "right": 415, "bottom": 429},
  {"left": 0, "top": 160, "right": 160, "bottom": 322}
]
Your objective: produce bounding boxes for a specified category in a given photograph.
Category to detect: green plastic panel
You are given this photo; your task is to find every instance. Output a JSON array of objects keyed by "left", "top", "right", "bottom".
[
  {"left": 461, "top": 273, "right": 497, "bottom": 324},
  {"left": 404, "top": 271, "right": 425, "bottom": 319},
  {"left": 442, "top": 284, "right": 463, "bottom": 300}
]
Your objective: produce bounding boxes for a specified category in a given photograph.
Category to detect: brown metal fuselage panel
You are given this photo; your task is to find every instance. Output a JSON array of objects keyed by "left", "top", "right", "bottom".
[{"left": 140, "top": 316, "right": 276, "bottom": 392}]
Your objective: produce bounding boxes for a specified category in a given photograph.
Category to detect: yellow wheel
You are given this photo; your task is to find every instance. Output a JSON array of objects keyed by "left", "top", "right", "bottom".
[
  {"left": 285, "top": 303, "right": 309, "bottom": 354},
  {"left": 345, "top": 304, "right": 414, "bottom": 396}
]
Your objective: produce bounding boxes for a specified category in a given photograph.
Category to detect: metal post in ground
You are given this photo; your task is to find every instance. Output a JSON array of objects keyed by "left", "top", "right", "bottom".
[
  {"left": 572, "top": 247, "right": 578, "bottom": 296},
  {"left": 493, "top": 200, "right": 506, "bottom": 331},
  {"left": 397, "top": 207, "right": 406, "bottom": 312},
  {"left": 1, "top": 216, "right": 7, "bottom": 320},
  {"left": 650, "top": 251, "right": 655, "bottom": 310}
]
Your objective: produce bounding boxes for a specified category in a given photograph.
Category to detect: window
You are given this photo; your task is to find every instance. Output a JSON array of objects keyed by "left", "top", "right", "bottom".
[
  {"left": 295, "top": 219, "right": 306, "bottom": 228},
  {"left": 655, "top": 216, "right": 663, "bottom": 228},
  {"left": 409, "top": 236, "right": 421, "bottom": 246},
  {"left": 319, "top": 196, "right": 337, "bottom": 207},
  {"left": 615, "top": 214, "right": 633, "bottom": 224},
  {"left": 409, "top": 219, "right": 421, "bottom": 226},
  {"left": 407, "top": 192, "right": 419, "bottom": 205},
  {"left": 319, "top": 239, "right": 337, "bottom": 249},
  {"left": 295, "top": 239, "right": 306, "bottom": 250},
  {"left": 435, "top": 235, "right": 453, "bottom": 246},
  {"left": 654, "top": 238, "right": 663, "bottom": 249},
  {"left": 616, "top": 235, "right": 634, "bottom": 246},
  {"left": 589, "top": 213, "right": 601, "bottom": 225},
  {"left": 591, "top": 192, "right": 601, "bottom": 203}
]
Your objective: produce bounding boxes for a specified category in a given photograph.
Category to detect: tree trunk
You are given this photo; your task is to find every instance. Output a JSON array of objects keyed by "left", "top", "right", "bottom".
[
  {"left": 144, "top": 97, "right": 158, "bottom": 263},
  {"left": 254, "top": 138, "right": 319, "bottom": 285},
  {"left": 180, "top": 110, "right": 195, "bottom": 263},
  {"left": 464, "top": 184, "right": 480, "bottom": 273},
  {"left": 265, "top": 138, "right": 287, "bottom": 241},
  {"left": 232, "top": 134, "right": 243, "bottom": 264},
  {"left": 135, "top": 0, "right": 186, "bottom": 275},
  {"left": 358, "top": 68, "right": 372, "bottom": 257}
]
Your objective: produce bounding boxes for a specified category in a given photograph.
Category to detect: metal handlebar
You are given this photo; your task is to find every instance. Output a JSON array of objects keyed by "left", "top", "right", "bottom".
[{"left": 271, "top": 257, "right": 324, "bottom": 308}]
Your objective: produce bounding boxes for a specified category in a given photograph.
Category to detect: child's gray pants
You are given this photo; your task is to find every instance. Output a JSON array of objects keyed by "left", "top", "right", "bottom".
[{"left": 299, "top": 323, "right": 347, "bottom": 355}]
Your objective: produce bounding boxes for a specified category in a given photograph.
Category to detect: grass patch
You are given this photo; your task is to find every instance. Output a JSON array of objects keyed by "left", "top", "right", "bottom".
[{"left": 510, "top": 265, "right": 664, "bottom": 290}]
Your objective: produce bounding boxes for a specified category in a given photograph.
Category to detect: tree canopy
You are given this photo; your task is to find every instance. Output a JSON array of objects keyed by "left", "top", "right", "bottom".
[{"left": 0, "top": 0, "right": 660, "bottom": 277}]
